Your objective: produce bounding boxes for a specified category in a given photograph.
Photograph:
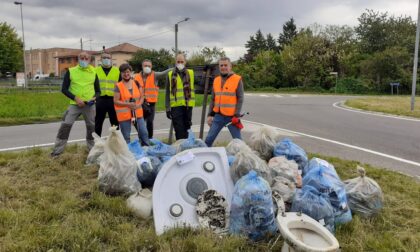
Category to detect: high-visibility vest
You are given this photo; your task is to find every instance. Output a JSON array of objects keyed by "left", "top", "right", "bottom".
[
  {"left": 213, "top": 74, "right": 241, "bottom": 116},
  {"left": 134, "top": 72, "right": 158, "bottom": 103},
  {"left": 114, "top": 81, "right": 143, "bottom": 122},
  {"left": 68, "top": 65, "right": 96, "bottom": 105},
  {"left": 168, "top": 69, "right": 195, "bottom": 107},
  {"left": 95, "top": 66, "right": 119, "bottom": 97}
]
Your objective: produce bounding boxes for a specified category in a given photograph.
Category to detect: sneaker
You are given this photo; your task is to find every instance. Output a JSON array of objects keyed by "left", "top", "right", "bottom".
[{"left": 50, "top": 152, "right": 60, "bottom": 158}]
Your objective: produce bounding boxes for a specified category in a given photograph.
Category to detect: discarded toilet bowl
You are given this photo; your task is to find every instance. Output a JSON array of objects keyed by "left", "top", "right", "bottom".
[
  {"left": 153, "top": 147, "right": 234, "bottom": 235},
  {"left": 277, "top": 212, "right": 339, "bottom": 252}
]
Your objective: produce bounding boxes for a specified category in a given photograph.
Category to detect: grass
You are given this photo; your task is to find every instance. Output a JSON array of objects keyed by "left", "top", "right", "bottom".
[
  {"left": 0, "top": 92, "right": 209, "bottom": 126},
  {"left": 345, "top": 96, "right": 420, "bottom": 118},
  {"left": 0, "top": 146, "right": 419, "bottom": 251}
]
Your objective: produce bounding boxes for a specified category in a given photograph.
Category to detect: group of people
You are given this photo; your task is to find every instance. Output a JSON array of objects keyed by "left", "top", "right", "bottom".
[{"left": 50, "top": 51, "right": 245, "bottom": 157}]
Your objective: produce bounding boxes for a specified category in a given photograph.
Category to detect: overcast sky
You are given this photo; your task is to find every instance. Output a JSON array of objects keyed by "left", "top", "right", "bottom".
[{"left": 1, "top": 0, "right": 418, "bottom": 60}]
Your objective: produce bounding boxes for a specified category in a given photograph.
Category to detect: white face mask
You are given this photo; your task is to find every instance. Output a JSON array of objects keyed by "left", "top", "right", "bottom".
[
  {"left": 102, "top": 58, "right": 111, "bottom": 67},
  {"left": 176, "top": 63, "right": 185, "bottom": 71},
  {"left": 143, "top": 66, "right": 151, "bottom": 74}
]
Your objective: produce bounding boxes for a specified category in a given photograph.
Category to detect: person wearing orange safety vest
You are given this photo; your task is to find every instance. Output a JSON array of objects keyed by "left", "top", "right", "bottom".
[
  {"left": 205, "top": 57, "right": 245, "bottom": 147},
  {"left": 113, "top": 63, "right": 150, "bottom": 145},
  {"left": 133, "top": 59, "right": 172, "bottom": 138}
]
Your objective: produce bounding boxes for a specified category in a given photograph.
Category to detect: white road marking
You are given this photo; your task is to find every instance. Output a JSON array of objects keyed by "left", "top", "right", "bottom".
[
  {"left": 333, "top": 101, "right": 420, "bottom": 122},
  {"left": 259, "top": 94, "right": 269, "bottom": 97},
  {"left": 242, "top": 119, "right": 420, "bottom": 168},
  {"left": 274, "top": 95, "right": 283, "bottom": 98}
]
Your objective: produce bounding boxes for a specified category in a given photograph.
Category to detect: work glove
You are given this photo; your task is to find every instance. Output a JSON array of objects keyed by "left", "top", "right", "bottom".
[
  {"left": 166, "top": 110, "right": 172, "bottom": 120},
  {"left": 231, "top": 116, "right": 244, "bottom": 130}
]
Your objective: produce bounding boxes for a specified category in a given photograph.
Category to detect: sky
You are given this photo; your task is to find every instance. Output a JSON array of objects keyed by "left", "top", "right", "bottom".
[{"left": 1, "top": 0, "right": 418, "bottom": 60}]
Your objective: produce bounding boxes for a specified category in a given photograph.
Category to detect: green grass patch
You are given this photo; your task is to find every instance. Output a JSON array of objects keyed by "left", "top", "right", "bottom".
[
  {"left": 345, "top": 96, "right": 420, "bottom": 118},
  {"left": 0, "top": 147, "right": 418, "bottom": 251},
  {"left": 0, "top": 92, "right": 209, "bottom": 126}
]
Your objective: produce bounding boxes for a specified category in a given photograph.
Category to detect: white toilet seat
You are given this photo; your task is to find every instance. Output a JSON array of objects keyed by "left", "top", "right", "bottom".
[{"left": 277, "top": 212, "right": 339, "bottom": 252}]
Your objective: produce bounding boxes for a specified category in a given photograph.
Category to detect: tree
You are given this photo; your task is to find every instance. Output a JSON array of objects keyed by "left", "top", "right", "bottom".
[
  {"left": 129, "top": 48, "right": 173, "bottom": 73},
  {"left": 266, "top": 33, "right": 277, "bottom": 51},
  {"left": 244, "top": 29, "right": 268, "bottom": 62},
  {"left": 278, "top": 17, "right": 297, "bottom": 51},
  {"left": 0, "top": 22, "right": 23, "bottom": 76}
]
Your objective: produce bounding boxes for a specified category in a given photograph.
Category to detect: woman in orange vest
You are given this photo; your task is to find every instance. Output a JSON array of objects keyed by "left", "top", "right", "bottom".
[
  {"left": 205, "top": 57, "right": 245, "bottom": 147},
  {"left": 113, "top": 63, "right": 150, "bottom": 145}
]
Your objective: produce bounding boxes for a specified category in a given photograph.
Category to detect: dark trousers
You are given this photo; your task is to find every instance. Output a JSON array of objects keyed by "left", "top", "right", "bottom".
[
  {"left": 143, "top": 102, "right": 156, "bottom": 138},
  {"left": 171, "top": 106, "right": 193, "bottom": 140},
  {"left": 95, "top": 96, "right": 119, "bottom": 136}
]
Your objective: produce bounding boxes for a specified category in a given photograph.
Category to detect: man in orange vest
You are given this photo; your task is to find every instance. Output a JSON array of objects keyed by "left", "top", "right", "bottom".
[
  {"left": 205, "top": 57, "right": 244, "bottom": 147},
  {"left": 134, "top": 59, "right": 171, "bottom": 138}
]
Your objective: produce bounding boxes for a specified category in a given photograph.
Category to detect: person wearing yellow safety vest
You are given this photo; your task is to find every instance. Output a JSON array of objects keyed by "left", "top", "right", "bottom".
[
  {"left": 134, "top": 59, "right": 172, "bottom": 138},
  {"left": 165, "top": 53, "right": 195, "bottom": 140},
  {"left": 94, "top": 52, "right": 121, "bottom": 136},
  {"left": 114, "top": 63, "right": 150, "bottom": 145},
  {"left": 205, "top": 57, "right": 245, "bottom": 147},
  {"left": 51, "top": 51, "right": 100, "bottom": 157}
]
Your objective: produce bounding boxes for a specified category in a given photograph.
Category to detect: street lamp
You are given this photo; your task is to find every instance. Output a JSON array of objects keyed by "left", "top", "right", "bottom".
[
  {"left": 411, "top": 0, "right": 420, "bottom": 111},
  {"left": 169, "top": 17, "right": 190, "bottom": 143},
  {"left": 14, "top": 1, "right": 26, "bottom": 87},
  {"left": 174, "top": 17, "right": 190, "bottom": 55}
]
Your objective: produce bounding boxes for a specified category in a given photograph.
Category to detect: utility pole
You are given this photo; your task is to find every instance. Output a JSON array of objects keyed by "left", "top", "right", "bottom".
[
  {"left": 14, "top": 1, "right": 26, "bottom": 87},
  {"left": 411, "top": 0, "right": 420, "bottom": 111},
  {"left": 80, "top": 38, "right": 83, "bottom": 50}
]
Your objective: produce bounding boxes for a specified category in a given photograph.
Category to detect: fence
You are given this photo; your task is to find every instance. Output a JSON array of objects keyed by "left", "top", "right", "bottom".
[{"left": 0, "top": 78, "right": 62, "bottom": 94}]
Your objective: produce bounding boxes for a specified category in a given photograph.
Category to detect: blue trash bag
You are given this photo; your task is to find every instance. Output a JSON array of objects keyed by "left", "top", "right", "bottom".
[
  {"left": 136, "top": 156, "right": 162, "bottom": 188},
  {"left": 228, "top": 155, "right": 236, "bottom": 167},
  {"left": 128, "top": 139, "right": 146, "bottom": 159},
  {"left": 303, "top": 161, "right": 349, "bottom": 216},
  {"left": 291, "top": 185, "right": 335, "bottom": 233},
  {"left": 303, "top": 157, "right": 338, "bottom": 178},
  {"left": 159, "top": 155, "right": 172, "bottom": 164},
  {"left": 146, "top": 138, "right": 176, "bottom": 158},
  {"left": 273, "top": 138, "right": 308, "bottom": 171},
  {"left": 335, "top": 208, "right": 352, "bottom": 225},
  {"left": 229, "top": 171, "right": 278, "bottom": 241},
  {"left": 178, "top": 130, "right": 207, "bottom": 152}
]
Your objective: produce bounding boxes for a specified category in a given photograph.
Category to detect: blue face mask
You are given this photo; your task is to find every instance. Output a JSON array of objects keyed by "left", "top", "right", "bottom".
[
  {"left": 102, "top": 58, "right": 111, "bottom": 67},
  {"left": 79, "top": 60, "right": 89, "bottom": 68}
]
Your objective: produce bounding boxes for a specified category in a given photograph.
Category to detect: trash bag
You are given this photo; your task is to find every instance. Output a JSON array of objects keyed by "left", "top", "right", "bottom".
[
  {"left": 271, "top": 176, "right": 296, "bottom": 203},
  {"left": 344, "top": 166, "right": 384, "bottom": 218},
  {"left": 248, "top": 125, "right": 280, "bottom": 161},
  {"left": 98, "top": 127, "right": 142, "bottom": 195},
  {"left": 303, "top": 157, "right": 338, "bottom": 178},
  {"left": 229, "top": 171, "right": 278, "bottom": 241},
  {"left": 303, "top": 159, "right": 349, "bottom": 215},
  {"left": 196, "top": 189, "right": 229, "bottom": 234},
  {"left": 268, "top": 156, "right": 302, "bottom": 187},
  {"left": 226, "top": 138, "right": 253, "bottom": 156},
  {"left": 136, "top": 156, "right": 162, "bottom": 188},
  {"left": 273, "top": 138, "right": 308, "bottom": 171},
  {"left": 335, "top": 208, "right": 352, "bottom": 225},
  {"left": 175, "top": 130, "right": 207, "bottom": 153},
  {"left": 126, "top": 188, "right": 153, "bottom": 219},
  {"left": 291, "top": 185, "right": 335, "bottom": 233},
  {"left": 159, "top": 155, "right": 172, "bottom": 164},
  {"left": 230, "top": 150, "right": 272, "bottom": 184},
  {"left": 86, "top": 133, "right": 105, "bottom": 165},
  {"left": 147, "top": 138, "right": 176, "bottom": 158},
  {"left": 128, "top": 139, "right": 146, "bottom": 159}
]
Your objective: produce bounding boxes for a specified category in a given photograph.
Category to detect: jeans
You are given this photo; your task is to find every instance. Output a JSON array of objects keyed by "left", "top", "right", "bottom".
[
  {"left": 205, "top": 113, "right": 241, "bottom": 147},
  {"left": 119, "top": 117, "right": 150, "bottom": 146}
]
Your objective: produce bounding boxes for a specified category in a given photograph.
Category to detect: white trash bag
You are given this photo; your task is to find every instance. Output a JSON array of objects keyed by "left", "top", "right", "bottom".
[
  {"left": 268, "top": 156, "right": 302, "bottom": 188},
  {"left": 98, "top": 126, "right": 142, "bottom": 195},
  {"left": 225, "top": 138, "right": 253, "bottom": 156},
  {"left": 344, "top": 166, "right": 384, "bottom": 218},
  {"left": 126, "top": 188, "right": 153, "bottom": 219},
  {"left": 248, "top": 125, "right": 280, "bottom": 161},
  {"left": 230, "top": 150, "right": 272, "bottom": 184},
  {"left": 86, "top": 133, "right": 105, "bottom": 165},
  {"left": 271, "top": 176, "right": 296, "bottom": 203}
]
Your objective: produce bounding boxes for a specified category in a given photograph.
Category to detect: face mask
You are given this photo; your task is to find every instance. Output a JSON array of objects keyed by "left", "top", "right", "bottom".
[
  {"left": 176, "top": 63, "right": 185, "bottom": 71},
  {"left": 79, "top": 60, "right": 89, "bottom": 68},
  {"left": 143, "top": 66, "right": 151, "bottom": 74},
  {"left": 102, "top": 58, "right": 111, "bottom": 67}
]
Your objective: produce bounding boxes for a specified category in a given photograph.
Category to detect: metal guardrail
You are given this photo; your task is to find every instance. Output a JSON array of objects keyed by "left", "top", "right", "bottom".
[{"left": 0, "top": 78, "right": 62, "bottom": 94}]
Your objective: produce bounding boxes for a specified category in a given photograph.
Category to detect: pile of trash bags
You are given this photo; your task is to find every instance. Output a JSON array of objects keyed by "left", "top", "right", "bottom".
[{"left": 87, "top": 125, "right": 384, "bottom": 240}]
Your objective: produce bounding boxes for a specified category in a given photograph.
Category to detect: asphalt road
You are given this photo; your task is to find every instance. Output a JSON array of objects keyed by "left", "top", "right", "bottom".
[{"left": 1, "top": 93, "right": 419, "bottom": 177}]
